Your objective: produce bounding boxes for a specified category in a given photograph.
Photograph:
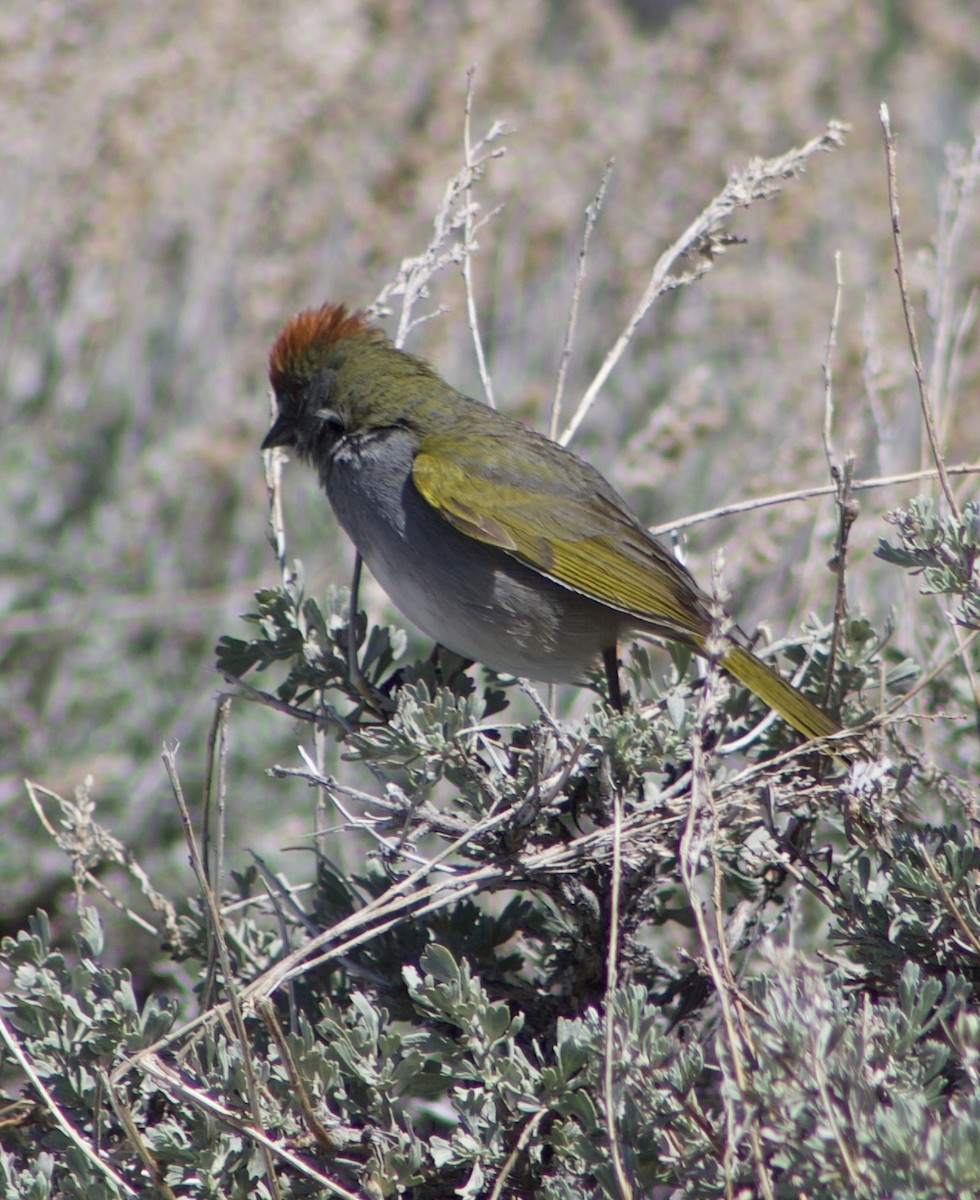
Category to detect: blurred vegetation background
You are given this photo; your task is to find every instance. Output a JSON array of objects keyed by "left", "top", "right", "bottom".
[{"left": 3, "top": 0, "right": 978, "bottom": 970}]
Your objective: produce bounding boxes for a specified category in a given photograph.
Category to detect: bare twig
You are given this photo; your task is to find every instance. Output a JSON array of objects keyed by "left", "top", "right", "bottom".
[
  {"left": 926, "top": 139, "right": 980, "bottom": 447},
  {"left": 819, "top": 251, "right": 856, "bottom": 705},
  {"left": 811, "top": 1045, "right": 865, "bottom": 1191},
  {"left": 200, "top": 695, "right": 233, "bottom": 1011},
  {"left": 550, "top": 159, "right": 614, "bottom": 439},
  {"left": 371, "top": 87, "right": 507, "bottom": 348},
  {"left": 821, "top": 250, "right": 844, "bottom": 473},
  {"left": 112, "top": 875, "right": 488, "bottom": 1085},
  {"left": 201, "top": 695, "right": 232, "bottom": 891},
  {"left": 681, "top": 728, "right": 776, "bottom": 1200},
  {"left": 461, "top": 66, "right": 495, "bottom": 407},
  {"left": 486, "top": 1109, "right": 548, "bottom": 1200},
  {"left": 826, "top": 456, "right": 859, "bottom": 708},
  {"left": 115, "top": 800, "right": 525, "bottom": 1085},
  {"left": 680, "top": 579, "right": 775, "bottom": 1200},
  {"left": 879, "top": 103, "right": 960, "bottom": 518},
  {"left": 101, "top": 1068, "right": 179, "bottom": 1200},
  {"left": 112, "top": 797, "right": 689, "bottom": 1088},
  {"left": 162, "top": 745, "right": 283, "bottom": 1200},
  {"left": 259, "top": 1000, "right": 357, "bottom": 1152},
  {"left": 0, "top": 1013, "right": 139, "bottom": 1198},
  {"left": 24, "top": 778, "right": 176, "bottom": 939},
  {"left": 516, "top": 677, "right": 577, "bottom": 751},
  {"left": 647, "top": 461, "right": 980, "bottom": 538},
  {"left": 603, "top": 783, "right": 634, "bottom": 1200},
  {"left": 919, "top": 840, "right": 980, "bottom": 957},
  {"left": 560, "top": 122, "right": 848, "bottom": 446},
  {"left": 219, "top": 671, "right": 342, "bottom": 726},
  {"left": 136, "top": 1053, "right": 363, "bottom": 1200},
  {"left": 880, "top": 626, "right": 980, "bottom": 719}
]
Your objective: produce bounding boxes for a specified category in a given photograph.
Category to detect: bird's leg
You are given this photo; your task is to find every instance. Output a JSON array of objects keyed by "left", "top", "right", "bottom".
[
  {"left": 603, "top": 643, "right": 648, "bottom": 806},
  {"left": 344, "top": 552, "right": 389, "bottom": 716},
  {"left": 603, "top": 644, "right": 624, "bottom": 712}
]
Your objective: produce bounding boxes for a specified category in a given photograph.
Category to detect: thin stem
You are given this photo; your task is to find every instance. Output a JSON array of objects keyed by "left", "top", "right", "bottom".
[
  {"left": 879, "top": 103, "right": 960, "bottom": 518},
  {"left": 162, "top": 746, "right": 283, "bottom": 1200},
  {"left": 136, "top": 1053, "right": 363, "bottom": 1199},
  {"left": 826, "top": 456, "right": 859, "bottom": 709},
  {"left": 821, "top": 250, "right": 844, "bottom": 473},
  {"left": 0, "top": 1013, "right": 140, "bottom": 1198},
  {"left": 486, "top": 1110, "right": 548, "bottom": 1200},
  {"left": 462, "top": 66, "right": 495, "bottom": 408},
  {"left": 646, "top": 461, "right": 980, "bottom": 538},
  {"left": 561, "top": 122, "right": 847, "bottom": 446},
  {"left": 550, "top": 159, "right": 613, "bottom": 439},
  {"left": 603, "top": 783, "right": 634, "bottom": 1200}
]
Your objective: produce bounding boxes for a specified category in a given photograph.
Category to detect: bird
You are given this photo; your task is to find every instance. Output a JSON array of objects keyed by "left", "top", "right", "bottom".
[{"left": 261, "top": 302, "right": 842, "bottom": 747}]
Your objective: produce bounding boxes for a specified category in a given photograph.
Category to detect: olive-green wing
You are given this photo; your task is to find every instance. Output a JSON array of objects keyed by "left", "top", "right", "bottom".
[
  {"left": 412, "top": 434, "right": 708, "bottom": 641},
  {"left": 414, "top": 433, "right": 845, "bottom": 750}
]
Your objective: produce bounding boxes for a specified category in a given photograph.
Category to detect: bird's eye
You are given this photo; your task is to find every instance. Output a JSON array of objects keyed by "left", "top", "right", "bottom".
[{"left": 315, "top": 408, "right": 345, "bottom": 433}]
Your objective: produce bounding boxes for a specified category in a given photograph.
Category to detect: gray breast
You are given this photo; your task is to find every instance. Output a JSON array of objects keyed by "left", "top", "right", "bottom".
[{"left": 323, "top": 427, "right": 622, "bottom": 681}]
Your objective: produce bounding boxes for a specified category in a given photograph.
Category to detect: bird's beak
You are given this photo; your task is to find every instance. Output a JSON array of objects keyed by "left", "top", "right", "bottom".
[{"left": 261, "top": 412, "right": 296, "bottom": 450}]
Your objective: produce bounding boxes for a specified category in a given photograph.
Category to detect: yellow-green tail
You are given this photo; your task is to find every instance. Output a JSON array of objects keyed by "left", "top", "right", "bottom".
[{"left": 721, "top": 644, "right": 841, "bottom": 745}]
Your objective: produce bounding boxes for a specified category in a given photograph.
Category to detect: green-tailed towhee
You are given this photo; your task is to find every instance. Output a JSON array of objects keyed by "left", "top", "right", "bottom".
[{"left": 262, "top": 303, "right": 841, "bottom": 745}]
